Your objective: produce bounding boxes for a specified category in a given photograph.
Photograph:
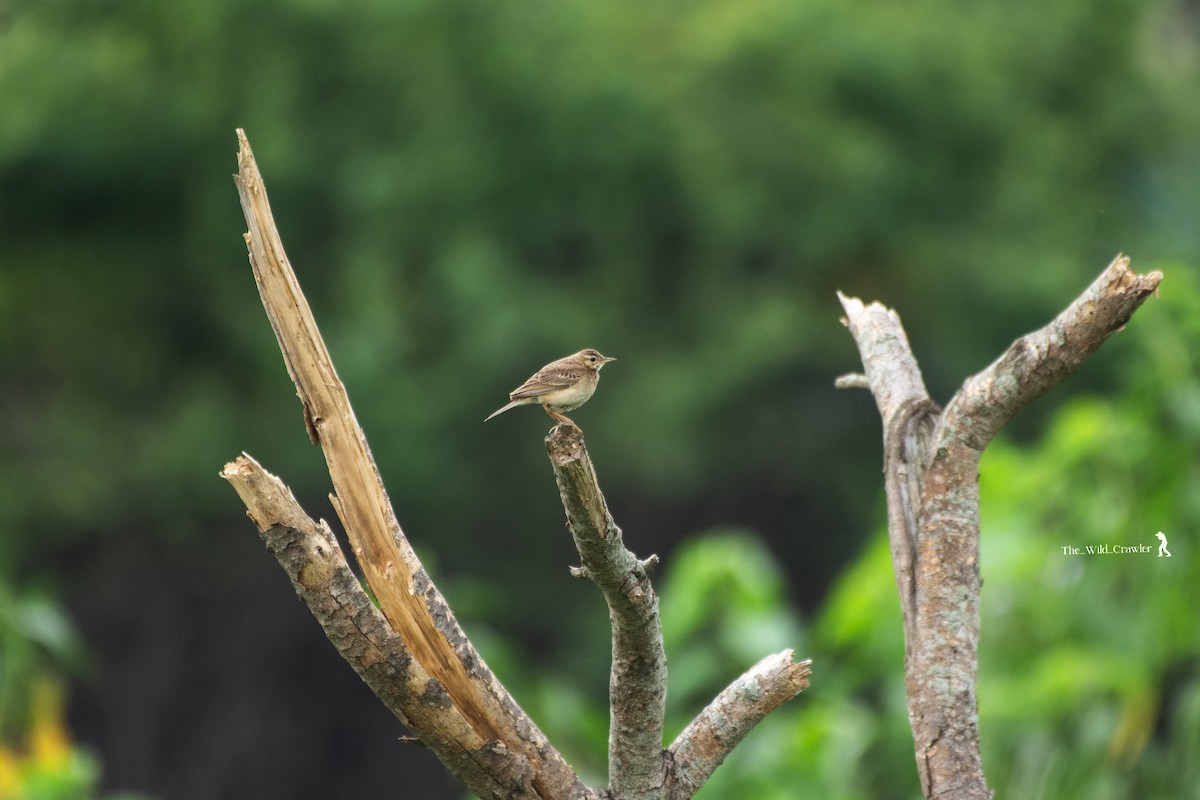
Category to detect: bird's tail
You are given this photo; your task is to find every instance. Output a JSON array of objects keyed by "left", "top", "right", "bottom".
[{"left": 485, "top": 400, "right": 521, "bottom": 421}]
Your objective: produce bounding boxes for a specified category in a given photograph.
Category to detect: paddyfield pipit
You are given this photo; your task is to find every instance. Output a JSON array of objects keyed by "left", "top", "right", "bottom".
[{"left": 485, "top": 349, "right": 617, "bottom": 426}]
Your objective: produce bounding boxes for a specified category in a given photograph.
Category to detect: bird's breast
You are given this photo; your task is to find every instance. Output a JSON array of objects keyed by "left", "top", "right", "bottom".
[{"left": 539, "top": 381, "right": 597, "bottom": 411}]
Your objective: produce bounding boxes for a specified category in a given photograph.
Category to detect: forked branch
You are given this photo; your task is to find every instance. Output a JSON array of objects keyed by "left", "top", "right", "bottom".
[
  {"left": 224, "top": 128, "right": 811, "bottom": 800},
  {"left": 838, "top": 254, "right": 1162, "bottom": 800},
  {"left": 226, "top": 129, "right": 589, "bottom": 799},
  {"left": 546, "top": 425, "right": 811, "bottom": 800},
  {"left": 547, "top": 424, "right": 667, "bottom": 799}
]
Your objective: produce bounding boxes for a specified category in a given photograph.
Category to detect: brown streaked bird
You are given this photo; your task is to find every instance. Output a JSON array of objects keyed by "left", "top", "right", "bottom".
[{"left": 485, "top": 349, "right": 617, "bottom": 426}]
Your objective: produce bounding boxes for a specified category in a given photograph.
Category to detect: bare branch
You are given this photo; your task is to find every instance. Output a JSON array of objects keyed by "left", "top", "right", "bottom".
[
  {"left": 545, "top": 424, "right": 813, "bottom": 799},
  {"left": 836, "top": 292, "right": 936, "bottom": 642},
  {"left": 546, "top": 424, "right": 667, "bottom": 800},
  {"left": 837, "top": 292, "right": 933, "bottom": 419},
  {"left": 838, "top": 255, "right": 1162, "bottom": 800},
  {"left": 220, "top": 455, "right": 534, "bottom": 798},
  {"left": 833, "top": 372, "right": 870, "bottom": 390},
  {"left": 665, "top": 652, "right": 812, "bottom": 800},
  {"left": 938, "top": 254, "right": 1163, "bottom": 451},
  {"left": 230, "top": 130, "right": 593, "bottom": 800},
  {"left": 229, "top": 127, "right": 815, "bottom": 799}
]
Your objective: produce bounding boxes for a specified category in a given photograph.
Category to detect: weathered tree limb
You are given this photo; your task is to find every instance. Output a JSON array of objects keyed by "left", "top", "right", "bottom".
[
  {"left": 835, "top": 294, "right": 935, "bottom": 643},
  {"left": 546, "top": 425, "right": 812, "bottom": 800},
  {"left": 838, "top": 254, "right": 1162, "bottom": 800},
  {"left": 228, "top": 129, "right": 592, "bottom": 800},
  {"left": 226, "top": 128, "right": 812, "bottom": 799},
  {"left": 546, "top": 424, "right": 667, "bottom": 800},
  {"left": 220, "top": 454, "right": 530, "bottom": 796},
  {"left": 664, "top": 651, "right": 812, "bottom": 800},
  {"left": 938, "top": 256, "right": 1162, "bottom": 450}
]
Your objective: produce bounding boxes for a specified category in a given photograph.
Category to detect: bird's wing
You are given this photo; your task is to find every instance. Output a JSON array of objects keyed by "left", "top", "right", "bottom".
[{"left": 508, "top": 366, "right": 577, "bottom": 399}]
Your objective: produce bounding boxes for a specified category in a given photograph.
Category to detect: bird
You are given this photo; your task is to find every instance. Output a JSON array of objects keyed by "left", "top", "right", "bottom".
[{"left": 486, "top": 349, "right": 617, "bottom": 426}]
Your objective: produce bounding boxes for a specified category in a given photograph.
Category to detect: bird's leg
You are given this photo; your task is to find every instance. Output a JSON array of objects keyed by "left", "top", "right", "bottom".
[{"left": 542, "top": 404, "right": 576, "bottom": 427}]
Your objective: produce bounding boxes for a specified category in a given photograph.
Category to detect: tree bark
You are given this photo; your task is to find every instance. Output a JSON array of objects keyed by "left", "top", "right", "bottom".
[
  {"left": 228, "top": 129, "right": 591, "bottom": 800},
  {"left": 837, "top": 255, "right": 1163, "bottom": 800},
  {"left": 545, "top": 424, "right": 812, "bottom": 800},
  {"left": 546, "top": 424, "right": 667, "bottom": 799},
  {"left": 221, "top": 455, "right": 554, "bottom": 798},
  {"left": 223, "top": 128, "right": 812, "bottom": 799},
  {"left": 664, "top": 651, "right": 812, "bottom": 800}
]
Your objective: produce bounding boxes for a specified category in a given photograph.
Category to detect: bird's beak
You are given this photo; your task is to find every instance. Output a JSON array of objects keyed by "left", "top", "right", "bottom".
[{"left": 602, "top": 356, "right": 617, "bottom": 364}]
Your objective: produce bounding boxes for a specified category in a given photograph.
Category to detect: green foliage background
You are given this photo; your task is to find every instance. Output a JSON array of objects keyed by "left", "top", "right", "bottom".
[{"left": 1, "top": 0, "right": 1197, "bottom": 797}]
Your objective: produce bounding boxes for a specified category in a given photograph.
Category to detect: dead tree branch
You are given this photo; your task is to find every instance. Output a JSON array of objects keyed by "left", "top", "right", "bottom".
[
  {"left": 226, "top": 129, "right": 591, "bottom": 800},
  {"left": 224, "top": 128, "right": 811, "bottom": 799},
  {"left": 547, "top": 425, "right": 667, "bottom": 799},
  {"left": 838, "top": 254, "right": 1162, "bottom": 800},
  {"left": 546, "top": 425, "right": 812, "bottom": 800},
  {"left": 665, "top": 651, "right": 812, "bottom": 800},
  {"left": 220, "top": 454, "right": 521, "bottom": 794}
]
